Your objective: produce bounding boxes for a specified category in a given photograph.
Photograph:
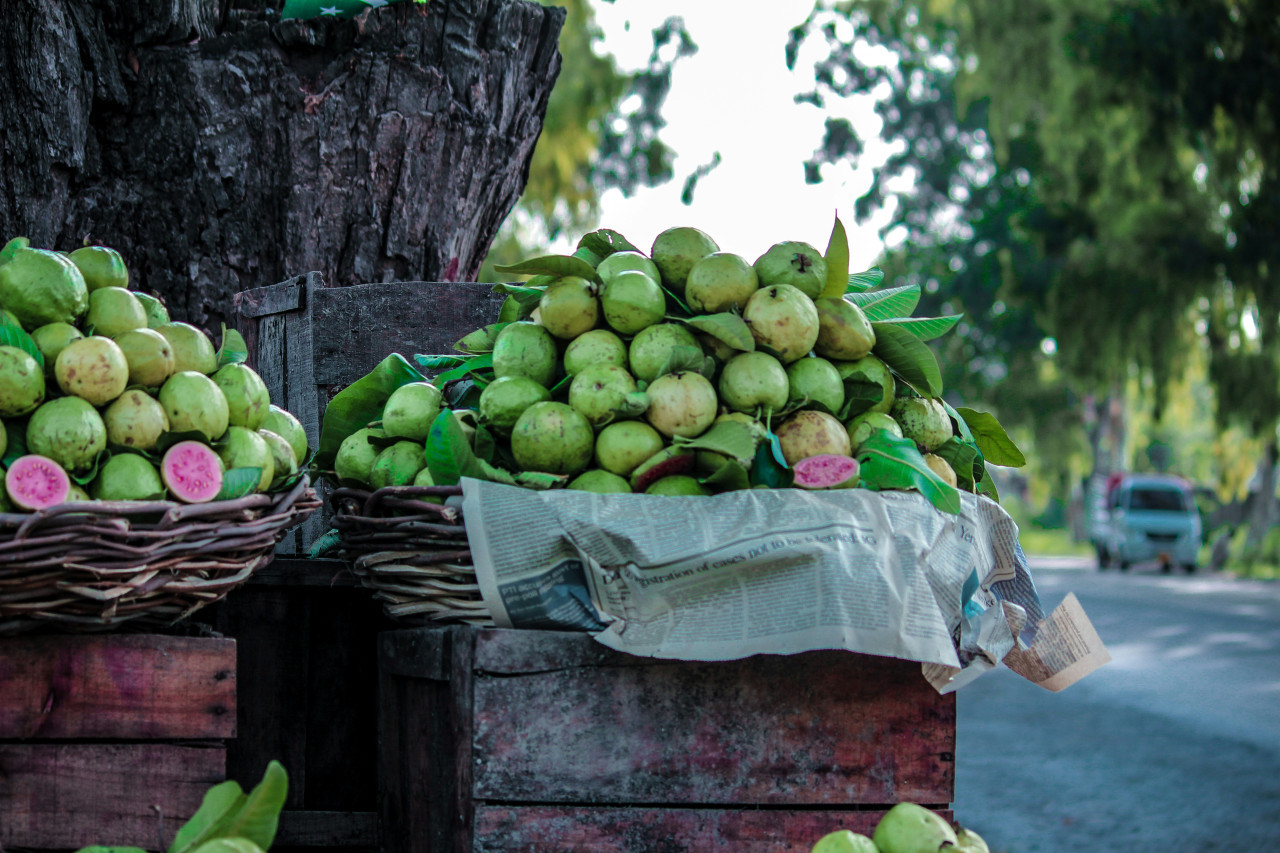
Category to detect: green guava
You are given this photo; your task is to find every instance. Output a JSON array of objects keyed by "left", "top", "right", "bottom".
[
  {"left": 872, "top": 803, "right": 958, "bottom": 853},
  {"left": 0, "top": 308, "right": 20, "bottom": 327},
  {"left": 135, "top": 292, "right": 171, "bottom": 328},
  {"left": 600, "top": 270, "right": 666, "bottom": 335},
  {"left": 814, "top": 297, "right": 876, "bottom": 360},
  {"left": 212, "top": 363, "right": 271, "bottom": 430},
  {"left": 55, "top": 335, "right": 130, "bottom": 407},
  {"left": 159, "top": 370, "right": 230, "bottom": 442},
  {"left": 775, "top": 410, "right": 851, "bottom": 465},
  {"left": 845, "top": 411, "right": 902, "bottom": 452},
  {"left": 0, "top": 246, "right": 88, "bottom": 329},
  {"left": 593, "top": 420, "right": 665, "bottom": 477},
  {"left": 492, "top": 322, "right": 558, "bottom": 387},
  {"left": 156, "top": 322, "right": 218, "bottom": 374},
  {"left": 810, "top": 829, "right": 878, "bottom": 853},
  {"left": 752, "top": 240, "right": 828, "bottom": 299},
  {"left": 891, "top": 396, "right": 953, "bottom": 452},
  {"left": 786, "top": 356, "right": 845, "bottom": 412},
  {"left": 645, "top": 475, "right": 711, "bottom": 496},
  {"left": 644, "top": 371, "right": 718, "bottom": 438},
  {"left": 718, "top": 351, "right": 788, "bottom": 414},
  {"left": 954, "top": 826, "right": 990, "bottom": 853},
  {"left": 30, "top": 322, "right": 84, "bottom": 376},
  {"left": 568, "top": 364, "right": 642, "bottom": 427},
  {"left": 478, "top": 375, "right": 551, "bottom": 436},
  {"left": 86, "top": 286, "right": 147, "bottom": 338},
  {"left": 68, "top": 246, "right": 129, "bottom": 291},
  {"left": 627, "top": 323, "right": 703, "bottom": 383},
  {"left": 26, "top": 396, "right": 108, "bottom": 473},
  {"left": 262, "top": 404, "right": 309, "bottom": 464},
  {"left": 563, "top": 328, "right": 629, "bottom": 375},
  {"left": 103, "top": 389, "right": 170, "bottom": 450},
  {"left": 833, "top": 354, "right": 895, "bottom": 415},
  {"left": 382, "top": 381, "right": 443, "bottom": 441},
  {"left": 538, "top": 276, "right": 599, "bottom": 340},
  {"left": 369, "top": 440, "right": 426, "bottom": 489},
  {"left": 67, "top": 483, "right": 90, "bottom": 502},
  {"left": 114, "top": 327, "right": 175, "bottom": 388},
  {"left": 90, "top": 453, "right": 165, "bottom": 501},
  {"left": 334, "top": 427, "right": 385, "bottom": 487},
  {"left": 650, "top": 226, "right": 719, "bottom": 296},
  {"left": 217, "top": 425, "right": 274, "bottom": 492},
  {"left": 0, "top": 345, "right": 46, "bottom": 417},
  {"left": 510, "top": 401, "right": 594, "bottom": 475},
  {"left": 259, "top": 428, "right": 299, "bottom": 488},
  {"left": 597, "top": 250, "right": 661, "bottom": 284},
  {"left": 0, "top": 237, "right": 29, "bottom": 267},
  {"left": 567, "top": 469, "right": 632, "bottom": 494},
  {"left": 0, "top": 419, "right": 6, "bottom": 458},
  {"left": 743, "top": 284, "right": 820, "bottom": 362},
  {"left": 685, "top": 252, "right": 759, "bottom": 314}
]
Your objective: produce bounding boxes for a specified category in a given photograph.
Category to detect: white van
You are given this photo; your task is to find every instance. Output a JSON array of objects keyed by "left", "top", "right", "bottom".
[{"left": 1092, "top": 473, "right": 1202, "bottom": 572}]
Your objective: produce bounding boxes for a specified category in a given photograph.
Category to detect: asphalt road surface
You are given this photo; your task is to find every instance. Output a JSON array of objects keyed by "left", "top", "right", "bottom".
[{"left": 952, "top": 557, "right": 1280, "bottom": 852}]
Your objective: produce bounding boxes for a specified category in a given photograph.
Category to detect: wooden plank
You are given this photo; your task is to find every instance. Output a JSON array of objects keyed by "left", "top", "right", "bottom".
[
  {"left": 472, "top": 627, "right": 655, "bottom": 674},
  {"left": 276, "top": 810, "right": 379, "bottom": 847},
  {"left": 380, "top": 627, "right": 453, "bottom": 681},
  {"left": 0, "top": 743, "right": 225, "bottom": 850},
  {"left": 0, "top": 634, "right": 235, "bottom": 740},
  {"left": 233, "top": 276, "right": 308, "bottom": 319}
]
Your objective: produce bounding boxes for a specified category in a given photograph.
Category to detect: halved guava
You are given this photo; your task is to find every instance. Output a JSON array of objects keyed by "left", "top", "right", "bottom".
[
  {"left": 161, "top": 440, "right": 224, "bottom": 503},
  {"left": 792, "top": 454, "right": 860, "bottom": 490},
  {"left": 5, "top": 454, "right": 71, "bottom": 510}
]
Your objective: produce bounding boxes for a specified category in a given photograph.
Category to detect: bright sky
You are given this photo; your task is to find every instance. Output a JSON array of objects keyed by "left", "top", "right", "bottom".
[{"left": 588, "top": 1, "right": 897, "bottom": 271}]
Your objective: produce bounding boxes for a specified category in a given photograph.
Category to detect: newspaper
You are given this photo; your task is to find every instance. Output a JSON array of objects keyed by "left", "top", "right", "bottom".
[{"left": 461, "top": 477, "right": 1109, "bottom": 693}]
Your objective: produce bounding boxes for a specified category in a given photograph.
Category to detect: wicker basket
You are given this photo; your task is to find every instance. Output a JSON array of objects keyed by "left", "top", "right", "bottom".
[
  {"left": 329, "top": 485, "right": 493, "bottom": 626},
  {"left": 0, "top": 477, "right": 320, "bottom": 635}
]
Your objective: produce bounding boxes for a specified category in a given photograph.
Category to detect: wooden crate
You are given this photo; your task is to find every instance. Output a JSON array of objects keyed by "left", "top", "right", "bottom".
[
  {"left": 0, "top": 634, "right": 235, "bottom": 851},
  {"left": 378, "top": 626, "right": 956, "bottom": 853}
]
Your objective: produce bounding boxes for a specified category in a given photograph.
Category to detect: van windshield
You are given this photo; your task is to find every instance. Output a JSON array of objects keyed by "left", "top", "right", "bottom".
[{"left": 1129, "top": 487, "right": 1188, "bottom": 512}]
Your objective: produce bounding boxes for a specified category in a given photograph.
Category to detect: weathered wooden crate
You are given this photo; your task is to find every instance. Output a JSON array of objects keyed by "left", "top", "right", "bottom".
[
  {"left": 0, "top": 634, "right": 235, "bottom": 851},
  {"left": 378, "top": 626, "right": 956, "bottom": 853}
]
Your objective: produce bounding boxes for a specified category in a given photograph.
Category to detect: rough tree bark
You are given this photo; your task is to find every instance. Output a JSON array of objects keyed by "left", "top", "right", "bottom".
[{"left": 0, "top": 0, "right": 564, "bottom": 331}]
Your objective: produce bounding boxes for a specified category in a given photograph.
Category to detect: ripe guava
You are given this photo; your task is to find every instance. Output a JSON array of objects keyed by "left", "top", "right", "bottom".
[
  {"left": 743, "top": 284, "right": 820, "bottom": 363},
  {"left": 650, "top": 226, "right": 719, "bottom": 296},
  {"left": 810, "top": 829, "right": 878, "bottom": 853},
  {"left": 68, "top": 245, "right": 129, "bottom": 291},
  {"left": 0, "top": 345, "right": 46, "bottom": 417},
  {"left": 629, "top": 445, "right": 696, "bottom": 492},
  {"left": 103, "top": 389, "right": 170, "bottom": 450},
  {"left": 718, "top": 351, "right": 788, "bottom": 414},
  {"left": 86, "top": 286, "right": 147, "bottom": 338},
  {"left": 752, "top": 240, "right": 828, "bottom": 299},
  {"left": 479, "top": 375, "right": 550, "bottom": 436},
  {"left": 954, "top": 826, "right": 990, "bottom": 853},
  {"left": 0, "top": 247, "right": 88, "bottom": 329},
  {"left": 262, "top": 404, "right": 309, "bottom": 463},
  {"left": 156, "top": 322, "right": 218, "bottom": 374},
  {"left": 923, "top": 453, "right": 959, "bottom": 488},
  {"left": 67, "top": 483, "right": 90, "bottom": 502},
  {"left": 600, "top": 270, "right": 666, "bottom": 335},
  {"left": 833, "top": 354, "right": 895, "bottom": 415},
  {"left": 55, "top": 336, "right": 129, "bottom": 406},
  {"left": 333, "top": 427, "right": 385, "bottom": 487},
  {"left": 510, "top": 401, "right": 594, "bottom": 475},
  {"left": 382, "top": 381, "right": 443, "bottom": 441},
  {"left": 30, "top": 322, "right": 84, "bottom": 376},
  {"left": 217, "top": 425, "right": 274, "bottom": 492},
  {"left": 567, "top": 469, "right": 632, "bottom": 494},
  {"left": 159, "top": 371, "right": 230, "bottom": 442},
  {"left": 369, "top": 440, "right": 426, "bottom": 489},
  {"left": 594, "top": 420, "right": 665, "bottom": 477},
  {"left": 627, "top": 323, "right": 703, "bottom": 383},
  {"left": 891, "top": 397, "right": 953, "bottom": 452},
  {"left": 597, "top": 250, "right": 661, "bottom": 284},
  {"left": 114, "top": 327, "right": 175, "bottom": 388},
  {"left": 259, "top": 428, "right": 299, "bottom": 488},
  {"left": 872, "top": 803, "right": 958, "bottom": 853},
  {"left": 5, "top": 455, "right": 71, "bottom": 510},
  {"left": 786, "top": 356, "right": 845, "bottom": 412},
  {"left": 792, "top": 454, "right": 860, "bottom": 490},
  {"left": 90, "top": 452, "right": 165, "bottom": 501},
  {"left": 645, "top": 474, "right": 711, "bottom": 496},
  {"left": 685, "top": 252, "right": 759, "bottom": 314},
  {"left": 814, "top": 297, "right": 876, "bottom": 360},
  {"left": 645, "top": 371, "right": 717, "bottom": 438},
  {"left": 134, "top": 292, "right": 171, "bottom": 329},
  {"left": 538, "top": 276, "right": 599, "bottom": 339},
  {"left": 775, "top": 410, "right": 852, "bottom": 465},
  {"left": 161, "top": 440, "right": 224, "bottom": 503},
  {"left": 213, "top": 363, "right": 271, "bottom": 430},
  {"left": 845, "top": 411, "right": 902, "bottom": 452},
  {"left": 563, "top": 328, "right": 628, "bottom": 375},
  {"left": 569, "top": 364, "right": 641, "bottom": 427},
  {"left": 492, "top": 322, "right": 558, "bottom": 387},
  {"left": 27, "top": 396, "right": 107, "bottom": 473}
]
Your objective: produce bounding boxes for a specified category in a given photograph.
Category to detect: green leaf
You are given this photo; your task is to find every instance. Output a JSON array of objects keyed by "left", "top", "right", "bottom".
[
  {"left": 701, "top": 458, "right": 751, "bottom": 492},
  {"left": 490, "top": 283, "right": 547, "bottom": 310},
  {"left": 414, "top": 354, "right": 469, "bottom": 372},
  {"left": 216, "top": 326, "right": 249, "bottom": 367},
  {"left": 190, "top": 840, "right": 264, "bottom": 853},
  {"left": 939, "top": 399, "right": 975, "bottom": 443},
  {"left": 453, "top": 323, "right": 510, "bottom": 355},
  {"left": 653, "top": 345, "right": 708, "bottom": 381},
  {"left": 153, "top": 430, "right": 213, "bottom": 456},
  {"left": 214, "top": 468, "right": 262, "bottom": 501},
  {"left": 578, "top": 229, "right": 640, "bottom": 259},
  {"left": 872, "top": 323, "right": 943, "bottom": 397},
  {"left": 316, "top": 354, "right": 426, "bottom": 469},
  {"left": 494, "top": 254, "right": 599, "bottom": 283},
  {"left": 444, "top": 377, "right": 484, "bottom": 411},
  {"left": 679, "top": 312, "right": 755, "bottom": 352},
  {"left": 820, "top": 214, "right": 850, "bottom": 299},
  {"left": 169, "top": 761, "right": 287, "bottom": 853},
  {"left": 432, "top": 353, "right": 494, "bottom": 386},
  {"left": 547, "top": 372, "right": 573, "bottom": 399},
  {"left": 873, "top": 314, "right": 963, "bottom": 341},
  {"left": 660, "top": 284, "right": 693, "bottom": 317},
  {"left": 512, "top": 469, "right": 569, "bottom": 490},
  {"left": 671, "top": 420, "right": 758, "bottom": 464},
  {"left": 954, "top": 406, "right": 1027, "bottom": 467},
  {"left": 933, "top": 437, "right": 981, "bottom": 492},
  {"left": 845, "top": 267, "right": 885, "bottom": 292},
  {"left": 748, "top": 438, "right": 793, "bottom": 489},
  {"left": 849, "top": 284, "right": 921, "bottom": 321},
  {"left": 855, "top": 430, "right": 961, "bottom": 515},
  {"left": 308, "top": 528, "right": 343, "bottom": 558},
  {"left": 0, "top": 323, "right": 44, "bottom": 367},
  {"left": 2, "top": 418, "right": 27, "bottom": 467},
  {"left": 975, "top": 465, "right": 1002, "bottom": 502},
  {"left": 837, "top": 379, "right": 889, "bottom": 421},
  {"left": 425, "top": 410, "right": 486, "bottom": 486}
]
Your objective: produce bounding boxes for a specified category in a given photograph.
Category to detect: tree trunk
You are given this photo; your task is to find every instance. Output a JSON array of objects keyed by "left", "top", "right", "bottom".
[
  {"left": 0, "top": 0, "right": 564, "bottom": 332},
  {"left": 1244, "top": 437, "right": 1278, "bottom": 554}
]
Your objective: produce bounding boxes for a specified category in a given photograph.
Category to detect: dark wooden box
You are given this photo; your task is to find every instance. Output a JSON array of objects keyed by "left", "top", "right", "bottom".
[
  {"left": 379, "top": 627, "right": 956, "bottom": 853},
  {"left": 0, "top": 634, "right": 235, "bottom": 850}
]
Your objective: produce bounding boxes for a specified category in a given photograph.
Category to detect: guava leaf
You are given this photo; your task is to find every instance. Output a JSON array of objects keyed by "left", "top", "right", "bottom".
[
  {"left": 837, "top": 379, "right": 888, "bottom": 421},
  {"left": 415, "top": 354, "right": 469, "bottom": 372},
  {"left": 820, "top": 214, "right": 851, "bottom": 300},
  {"left": 933, "top": 436, "right": 981, "bottom": 492},
  {"left": 308, "top": 529, "right": 343, "bottom": 559},
  {"left": 679, "top": 312, "right": 755, "bottom": 352},
  {"left": 0, "top": 323, "right": 43, "bottom": 367},
  {"left": 443, "top": 378, "right": 483, "bottom": 411},
  {"left": 855, "top": 430, "right": 961, "bottom": 515},
  {"left": 189, "top": 839, "right": 264, "bottom": 853},
  {"left": 652, "top": 345, "right": 708, "bottom": 381},
  {"left": 216, "top": 326, "right": 249, "bottom": 367},
  {"left": 547, "top": 372, "right": 573, "bottom": 399},
  {"left": 431, "top": 353, "right": 493, "bottom": 386},
  {"left": 975, "top": 464, "right": 1002, "bottom": 502},
  {"left": 845, "top": 267, "right": 885, "bottom": 293},
  {"left": 316, "top": 353, "right": 425, "bottom": 469},
  {"left": 671, "top": 420, "right": 758, "bottom": 463},
  {"left": 214, "top": 468, "right": 262, "bottom": 501},
  {"left": 453, "top": 324, "right": 510, "bottom": 355},
  {"left": 168, "top": 760, "right": 287, "bottom": 853},
  {"left": 749, "top": 438, "right": 793, "bottom": 489},
  {"left": 660, "top": 284, "right": 694, "bottom": 316},
  {"left": 940, "top": 399, "right": 976, "bottom": 443},
  {"left": 701, "top": 458, "right": 751, "bottom": 492},
  {"left": 872, "top": 323, "right": 943, "bottom": 397},
  {"left": 489, "top": 283, "right": 547, "bottom": 310},
  {"left": 578, "top": 229, "right": 640, "bottom": 259},
  {"left": 69, "top": 448, "right": 109, "bottom": 486},
  {"left": 0, "top": 236, "right": 30, "bottom": 265},
  {"left": 849, "top": 284, "right": 921, "bottom": 321},
  {"left": 954, "top": 406, "right": 1027, "bottom": 467},
  {"left": 512, "top": 469, "right": 569, "bottom": 490},
  {"left": 493, "top": 254, "right": 599, "bottom": 283},
  {"left": 2, "top": 419, "right": 27, "bottom": 467},
  {"left": 471, "top": 423, "right": 497, "bottom": 463},
  {"left": 424, "top": 410, "right": 486, "bottom": 486},
  {"left": 873, "top": 314, "right": 963, "bottom": 341}
]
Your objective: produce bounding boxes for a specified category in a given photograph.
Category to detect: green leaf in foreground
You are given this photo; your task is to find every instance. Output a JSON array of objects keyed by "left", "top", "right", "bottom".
[
  {"left": 679, "top": 312, "right": 755, "bottom": 352},
  {"left": 855, "top": 430, "right": 961, "bottom": 515},
  {"left": 0, "top": 322, "right": 43, "bottom": 366},
  {"left": 168, "top": 761, "right": 287, "bottom": 853},
  {"left": 671, "top": 420, "right": 758, "bottom": 464},
  {"left": 749, "top": 437, "right": 793, "bottom": 489},
  {"left": 214, "top": 468, "right": 262, "bottom": 501},
  {"left": 820, "top": 214, "right": 851, "bottom": 299},
  {"left": 873, "top": 314, "right": 963, "bottom": 341},
  {"left": 846, "top": 266, "right": 885, "bottom": 292},
  {"left": 933, "top": 436, "right": 982, "bottom": 492},
  {"left": 316, "top": 353, "right": 426, "bottom": 469},
  {"left": 493, "top": 254, "right": 600, "bottom": 283},
  {"left": 216, "top": 326, "right": 249, "bottom": 367},
  {"left": 453, "top": 323, "right": 510, "bottom": 355},
  {"left": 954, "top": 406, "right": 1027, "bottom": 467},
  {"left": 849, "top": 283, "right": 921, "bottom": 321},
  {"left": 490, "top": 282, "right": 547, "bottom": 310},
  {"left": 872, "top": 322, "right": 943, "bottom": 397},
  {"left": 578, "top": 228, "right": 640, "bottom": 259},
  {"left": 701, "top": 458, "right": 751, "bottom": 492},
  {"left": 2, "top": 418, "right": 27, "bottom": 467},
  {"left": 425, "top": 409, "right": 487, "bottom": 486},
  {"left": 415, "top": 354, "right": 469, "bottom": 372},
  {"left": 430, "top": 353, "right": 494, "bottom": 386}
]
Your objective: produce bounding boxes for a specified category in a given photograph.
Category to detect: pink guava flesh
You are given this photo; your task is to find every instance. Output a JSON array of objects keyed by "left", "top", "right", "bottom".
[
  {"left": 162, "top": 440, "right": 224, "bottom": 503},
  {"left": 792, "top": 454, "right": 860, "bottom": 490},
  {"left": 5, "top": 454, "right": 72, "bottom": 510}
]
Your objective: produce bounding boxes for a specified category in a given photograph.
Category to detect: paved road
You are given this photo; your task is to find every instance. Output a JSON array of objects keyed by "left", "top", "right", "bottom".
[{"left": 952, "top": 557, "right": 1280, "bottom": 852}]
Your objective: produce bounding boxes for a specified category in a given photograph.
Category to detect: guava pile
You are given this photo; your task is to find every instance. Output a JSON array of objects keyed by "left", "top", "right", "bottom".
[
  {"left": 320, "top": 221, "right": 1025, "bottom": 511},
  {"left": 0, "top": 237, "right": 310, "bottom": 512},
  {"left": 810, "top": 802, "right": 989, "bottom": 853}
]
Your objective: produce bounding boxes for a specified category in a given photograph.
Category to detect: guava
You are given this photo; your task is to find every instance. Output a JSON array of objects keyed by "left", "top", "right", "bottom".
[
  {"left": 5, "top": 454, "right": 71, "bottom": 510},
  {"left": 786, "top": 356, "right": 845, "bottom": 412},
  {"left": 333, "top": 427, "right": 385, "bottom": 487},
  {"left": 479, "top": 375, "right": 550, "bottom": 436},
  {"left": 67, "top": 245, "right": 129, "bottom": 291},
  {"left": 833, "top": 354, "right": 894, "bottom": 415},
  {"left": 743, "top": 284, "right": 820, "bottom": 363},
  {"left": 891, "top": 396, "right": 953, "bottom": 452},
  {"left": 0, "top": 420, "right": 6, "bottom": 458},
  {"left": 650, "top": 226, "right": 719, "bottom": 296},
  {"left": 954, "top": 826, "right": 990, "bottom": 853},
  {"left": 594, "top": 420, "right": 665, "bottom": 477},
  {"left": 90, "top": 452, "right": 165, "bottom": 501},
  {"left": 217, "top": 425, "right": 274, "bottom": 492},
  {"left": 814, "top": 297, "right": 876, "bottom": 360},
  {"left": 752, "top": 240, "right": 828, "bottom": 299},
  {"left": 0, "top": 247, "right": 88, "bottom": 329},
  {"left": 30, "top": 322, "right": 84, "bottom": 376},
  {"left": 259, "top": 428, "right": 299, "bottom": 488},
  {"left": 27, "top": 396, "right": 107, "bottom": 473},
  {"left": 569, "top": 364, "right": 642, "bottom": 427},
  {"left": 262, "top": 404, "right": 309, "bottom": 464},
  {"left": 134, "top": 292, "right": 171, "bottom": 329},
  {"left": 369, "top": 439, "right": 426, "bottom": 489},
  {"left": 629, "top": 445, "right": 696, "bottom": 492},
  {"left": 213, "top": 363, "right": 271, "bottom": 430},
  {"left": 159, "top": 370, "right": 230, "bottom": 442},
  {"left": 697, "top": 331, "right": 737, "bottom": 365},
  {"left": 923, "top": 453, "right": 959, "bottom": 488},
  {"left": 600, "top": 270, "right": 666, "bottom": 335},
  {"left": 510, "top": 401, "right": 594, "bottom": 476},
  {"left": 645, "top": 474, "right": 710, "bottom": 496},
  {"left": 597, "top": 250, "right": 661, "bottom": 284},
  {"left": 845, "top": 411, "right": 902, "bottom": 452},
  {"left": 103, "top": 389, "right": 170, "bottom": 450},
  {"left": 538, "top": 276, "right": 599, "bottom": 340},
  {"left": 644, "top": 371, "right": 718, "bottom": 438},
  {"left": 0, "top": 308, "right": 20, "bottom": 327},
  {"left": 0, "top": 345, "right": 46, "bottom": 417},
  {"left": 792, "top": 454, "right": 860, "bottom": 490},
  {"left": 809, "top": 829, "right": 878, "bottom": 853},
  {"left": 156, "top": 322, "right": 218, "bottom": 374},
  {"left": 376, "top": 381, "right": 441, "bottom": 443},
  {"left": 67, "top": 483, "right": 90, "bottom": 502},
  {"left": 627, "top": 323, "right": 703, "bottom": 383},
  {"left": 718, "top": 351, "right": 788, "bottom": 414},
  {"left": 685, "top": 252, "right": 759, "bottom": 314},
  {"left": 114, "top": 327, "right": 176, "bottom": 388},
  {"left": 161, "top": 440, "right": 224, "bottom": 503},
  {"left": 55, "top": 336, "right": 129, "bottom": 406},
  {"left": 567, "top": 469, "right": 632, "bottom": 494},
  {"left": 86, "top": 286, "right": 147, "bottom": 338},
  {"left": 872, "top": 803, "right": 958, "bottom": 853},
  {"left": 492, "top": 321, "right": 558, "bottom": 387},
  {"left": 563, "top": 328, "right": 628, "bottom": 375},
  {"left": 775, "top": 410, "right": 852, "bottom": 465},
  {"left": 0, "top": 236, "right": 30, "bottom": 266}
]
